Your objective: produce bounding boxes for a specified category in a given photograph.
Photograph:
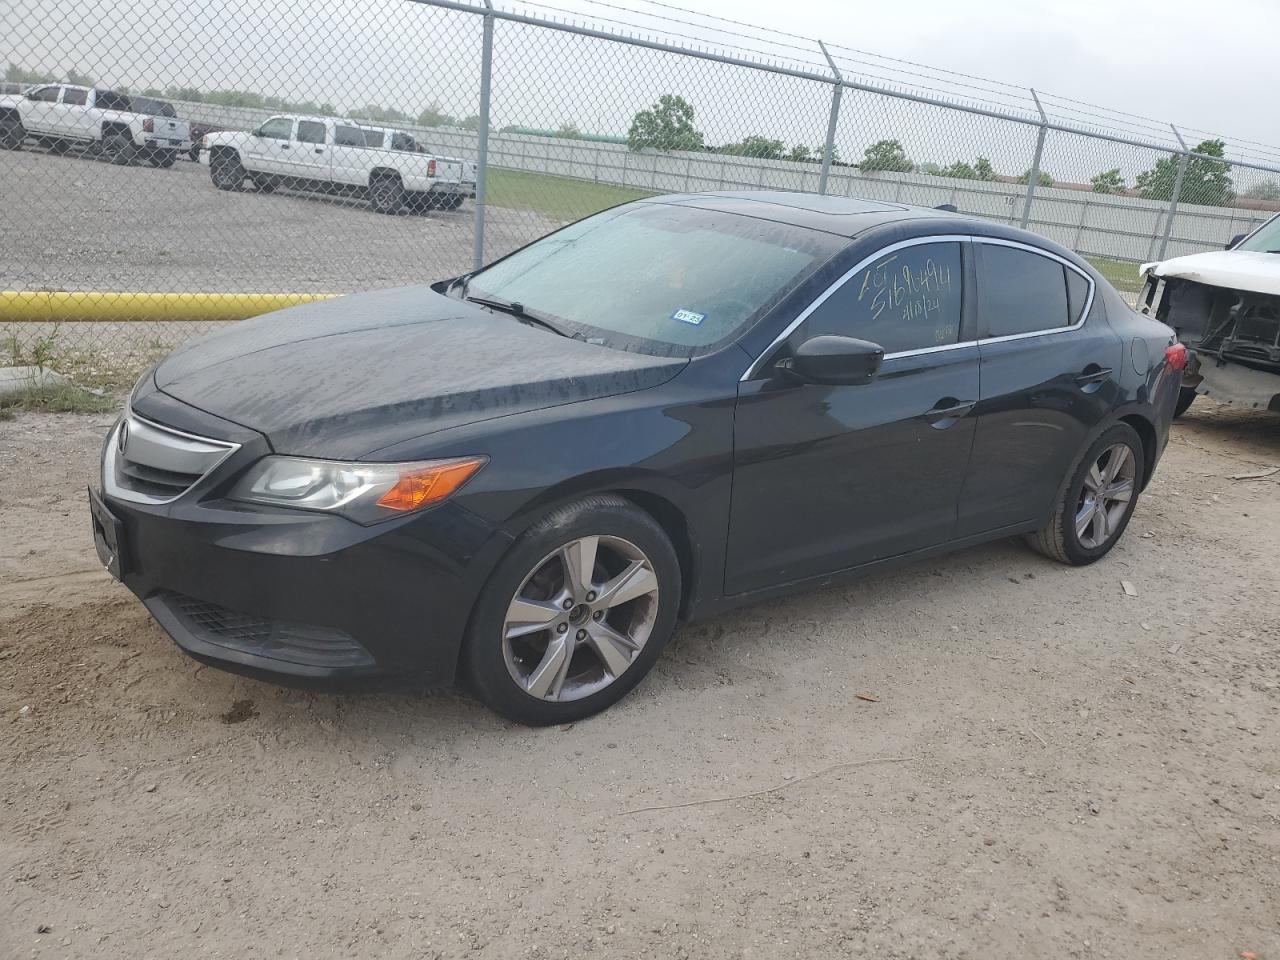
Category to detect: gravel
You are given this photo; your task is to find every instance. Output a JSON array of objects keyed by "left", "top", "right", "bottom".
[{"left": 2, "top": 401, "right": 1279, "bottom": 958}]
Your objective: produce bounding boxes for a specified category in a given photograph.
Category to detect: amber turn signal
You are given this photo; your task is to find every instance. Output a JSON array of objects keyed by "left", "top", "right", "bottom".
[{"left": 376, "top": 457, "right": 487, "bottom": 512}]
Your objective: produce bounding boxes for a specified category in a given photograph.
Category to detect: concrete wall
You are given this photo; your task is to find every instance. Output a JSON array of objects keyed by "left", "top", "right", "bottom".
[{"left": 176, "top": 99, "right": 1272, "bottom": 264}]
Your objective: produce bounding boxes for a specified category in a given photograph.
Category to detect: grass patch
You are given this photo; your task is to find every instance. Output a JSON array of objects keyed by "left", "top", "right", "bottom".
[
  {"left": 487, "top": 167, "right": 654, "bottom": 222},
  {"left": 1083, "top": 255, "right": 1145, "bottom": 294},
  {"left": 0, "top": 382, "right": 119, "bottom": 419}
]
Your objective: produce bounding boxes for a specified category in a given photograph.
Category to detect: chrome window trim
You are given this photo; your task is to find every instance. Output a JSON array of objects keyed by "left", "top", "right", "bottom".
[
  {"left": 103, "top": 410, "right": 240, "bottom": 505},
  {"left": 971, "top": 236, "right": 1095, "bottom": 345},
  {"left": 739, "top": 233, "right": 1096, "bottom": 380},
  {"left": 740, "top": 234, "right": 973, "bottom": 382}
]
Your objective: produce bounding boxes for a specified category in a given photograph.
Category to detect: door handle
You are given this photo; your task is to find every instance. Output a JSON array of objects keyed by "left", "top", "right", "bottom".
[
  {"left": 279, "top": 144, "right": 291, "bottom": 150},
  {"left": 1074, "top": 365, "right": 1112, "bottom": 392},
  {"left": 924, "top": 399, "right": 976, "bottom": 427},
  {"left": 314, "top": 147, "right": 323, "bottom": 154}
]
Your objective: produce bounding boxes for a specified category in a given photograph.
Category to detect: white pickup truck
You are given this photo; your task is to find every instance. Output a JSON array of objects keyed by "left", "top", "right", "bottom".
[
  {"left": 201, "top": 115, "right": 464, "bottom": 214},
  {"left": 0, "top": 84, "right": 192, "bottom": 166},
  {"left": 359, "top": 124, "right": 475, "bottom": 208}
]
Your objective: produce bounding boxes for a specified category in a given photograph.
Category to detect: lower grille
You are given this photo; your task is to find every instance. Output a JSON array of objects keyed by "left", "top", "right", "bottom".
[{"left": 157, "top": 592, "right": 374, "bottom": 668}]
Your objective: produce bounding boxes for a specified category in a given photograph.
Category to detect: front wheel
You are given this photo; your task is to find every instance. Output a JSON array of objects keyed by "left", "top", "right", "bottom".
[
  {"left": 463, "top": 495, "right": 681, "bottom": 725},
  {"left": 1027, "top": 423, "right": 1144, "bottom": 565},
  {"left": 210, "top": 152, "right": 245, "bottom": 191},
  {"left": 0, "top": 122, "right": 24, "bottom": 150}
]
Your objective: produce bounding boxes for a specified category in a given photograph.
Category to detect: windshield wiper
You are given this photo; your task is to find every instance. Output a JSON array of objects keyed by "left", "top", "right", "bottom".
[{"left": 464, "top": 294, "right": 573, "bottom": 338}]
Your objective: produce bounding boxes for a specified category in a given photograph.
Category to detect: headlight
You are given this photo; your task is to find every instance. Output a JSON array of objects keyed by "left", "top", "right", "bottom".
[{"left": 229, "top": 455, "right": 486, "bottom": 524}]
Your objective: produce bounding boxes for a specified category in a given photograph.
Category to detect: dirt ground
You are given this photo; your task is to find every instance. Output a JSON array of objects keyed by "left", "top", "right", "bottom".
[{"left": 2, "top": 402, "right": 1278, "bottom": 959}]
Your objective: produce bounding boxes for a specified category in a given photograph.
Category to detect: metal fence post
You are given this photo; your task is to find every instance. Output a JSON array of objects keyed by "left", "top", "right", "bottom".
[
  {"left": 1157, "top": 125, "right": 1190, "bottom": 261},
  {"left": 817, "top": 41, "right": 843, "bottom": 196},
  {"left": 1020, "top": 88, "right": 1047, "bottom": 229},
  {"left": 471, "top": 0, "right": 495, "bottom": 272}
]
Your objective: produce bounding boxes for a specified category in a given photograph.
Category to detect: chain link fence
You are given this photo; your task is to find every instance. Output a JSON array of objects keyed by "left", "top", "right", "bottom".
[{"left": 4, "top": 0, "right": 1280, "bottom": 388}]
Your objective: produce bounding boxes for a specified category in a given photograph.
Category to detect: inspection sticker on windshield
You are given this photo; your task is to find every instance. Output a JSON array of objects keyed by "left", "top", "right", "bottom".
[{"left": 671, "top": 308, "right": 705, "bottom": 326}]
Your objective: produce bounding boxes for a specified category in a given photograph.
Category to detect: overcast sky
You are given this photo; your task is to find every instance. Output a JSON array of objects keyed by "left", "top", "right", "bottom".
[{"left": 5, "top": 0, "right": 1279, "bottom": 177}]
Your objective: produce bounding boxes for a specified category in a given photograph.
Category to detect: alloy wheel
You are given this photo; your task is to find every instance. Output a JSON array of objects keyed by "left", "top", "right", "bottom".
[
  {"left": 1075, "top": 443, "right": 1135, "bottom": 549},
  {"left": 502, "top": 535, "right": 660, "bottom": 702}
]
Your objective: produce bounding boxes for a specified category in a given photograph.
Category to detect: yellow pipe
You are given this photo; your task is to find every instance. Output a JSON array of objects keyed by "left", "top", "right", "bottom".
[{"left": 0, "top": 291, "right": 338, "bottom": 323}]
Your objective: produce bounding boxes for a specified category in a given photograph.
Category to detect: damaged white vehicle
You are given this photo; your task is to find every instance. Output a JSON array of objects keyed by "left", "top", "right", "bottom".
[{"left": 1138, "top": 213, "right": 1280, "bottom": 415}]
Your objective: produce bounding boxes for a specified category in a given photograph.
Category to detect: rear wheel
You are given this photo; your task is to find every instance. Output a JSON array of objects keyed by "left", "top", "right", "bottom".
[
  {"left": 104, "top": 132, "right": 136, "bottom": 165},
  {"left": 369, "top": 175, "right": 404, "bottom": 214},
  {"left": 0, "top": 121, "right": 24, "bottom": 150},
  {"left": 210, "top": 151, "right": 245, "bottom": 191},
  {"left": 1027, "top": 423, "right": 1144, "bottom": 566},
  {"left": 1174, "top": 386, "right": 1197, "bottom": 418},
  {"left": 463, "top": 495, "right": 681, "bottom": 725}
]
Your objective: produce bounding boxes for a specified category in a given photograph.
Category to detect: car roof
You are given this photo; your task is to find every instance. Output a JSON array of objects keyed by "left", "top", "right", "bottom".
[{"left": 641, "top": 190, "right": 1091, "bottom": 266}]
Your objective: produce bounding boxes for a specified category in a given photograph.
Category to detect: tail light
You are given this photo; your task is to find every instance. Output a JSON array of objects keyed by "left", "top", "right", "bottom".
[
  {"left": 1164, "top": 343, "right": 1188, "bottom": 371},
  {"left": 142, "top": 117, "right": 154, "bottom": 133},
  {"left": 427, "top": 158, "right": 436, "bottom": 177}
]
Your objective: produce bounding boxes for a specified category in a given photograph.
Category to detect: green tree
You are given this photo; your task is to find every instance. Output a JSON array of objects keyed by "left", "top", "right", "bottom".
[
  {"left": 974, "top": 157, "right": 997, "bottom": 181},
  {"left": 347, "top": 104, "right": 409, "bottom": 124},
  {"left": 417, "top": 102, "right": 455, "bottom": 127},
  {"left": 1244, "top": 180, "right": 1280, "bottom": 202},
  {"left": 5, "top": 64, "right": 55, "bottom": 84},
  {"left": 64, "top": 68, "right": 94, "bottom": 87},
  {"left": 556, "top": 122, "right": 581, "bottom": 139},
  {"left": 459, "top": 115, "right": 481, "bottom": 132},
  {"left": 1136, "top": 138, "right": 1234, "bottom": 206},
  {"left": 719, "top": 135, "right": 784, "bottom": 159},
  {"left": 1090, "top": 168, "right": 1126, "bottom": 194},
  {"left": 941, "top": 160, "right": 978, "bottom": 180},
  {"left": 788, "top": 144, "right": 813, "bottom": 162},
  {"left": 1016, "top": 168, "right": 1055, "bottom": 187},
  {"left": 627, "top": 94, "right": 703, "bottom": 152},
  {"left": 860, "top": 138, "right": 913, "bottom": 173}
]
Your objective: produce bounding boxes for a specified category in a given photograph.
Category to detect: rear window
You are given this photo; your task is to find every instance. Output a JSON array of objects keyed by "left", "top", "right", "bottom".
[
  {"left": 334, "top": 125, "right": 366, "bottom": 147},
  {"left": 390, "top": 132, "right": 417, "bottom": 152},
  {"left": 362, "top": 129, "right": 385, "bottom": 148},
  {"left": 95, "top": 89, "right": 130, "bottom": 111},
  {"left": 129, "top": 96, "right": 176, "bottom": 117},
  {"left": 468, "top": 202, "right": 841, "bottom": 357}
]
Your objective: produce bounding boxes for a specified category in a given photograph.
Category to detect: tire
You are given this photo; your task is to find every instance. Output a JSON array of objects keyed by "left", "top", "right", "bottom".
[
  {"left": 210, "top": 151, "right": 245, "bottom": 191},
  {"left": 147, "top": 149, "right": 177, "bottom": 168},
  {"left": 0, "top": 122, "right": 24, "bottom": 150},
  {"left": 250, "top": 174, "right": 277, "bottom": 193},
  {"left": 463, "top": 495, "right": 681, "bottom": 725},
  {"left": 1173, "top": 386, "right": 1197, "bottom": 418},
  {"left": 188, "top": 144, "right": 200, "bottom": 163},
  {"left": 369, "top": 175, "right": 404, "bottom": 214},
  {"left": 104, "top": 132, "right": 137, "bottom": 165},
  {"left": 1027, "top": 422, "right": 1145, "bottom": 566}
]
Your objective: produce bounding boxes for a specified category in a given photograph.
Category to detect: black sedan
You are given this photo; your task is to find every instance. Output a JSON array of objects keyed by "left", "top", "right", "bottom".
[{"left": 91, "top": 192, "right": 1186, "bottom": 724}]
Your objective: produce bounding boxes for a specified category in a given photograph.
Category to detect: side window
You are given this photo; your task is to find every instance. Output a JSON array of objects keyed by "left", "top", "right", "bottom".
[
  {"left": 978, "top": 244, "right": 1073, "bottom": 338},
  {"left": 1066, "top": 267, "right": 1090, "bottom": 323},
  {"left": 96, "top": 90, "right": 129, "bottom": 110},
  {"left": 334, "top": 125, "right": 366, "bottom": 147},
  {"left": 362, "top": 129, "right": 384, "bottom": 148},
  {"left": 391, "top": 132, "right": 417, "bottom": 152},
  {"left": 29, "top": 85, "right": 60, "bottom": 102},
  {"left": 62, "top": 88, "right": 88, "bottom": 106},
  {"left": 257, "top": 117, "right": 294, "bottom": 140},
  {"left": 805, "top": 241, "right": 964, "bottom": 354},
  {"left": 296, "top": 120, "right": 326, "bottom": 144}
]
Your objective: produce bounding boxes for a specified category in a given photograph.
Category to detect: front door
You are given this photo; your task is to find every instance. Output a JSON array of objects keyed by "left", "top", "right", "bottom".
[
  {"left": 246, "top": 116, "right": 295, "bottom": 176},
  {"left": 726, "top": 238, "right": 980, "bottom": 595}
]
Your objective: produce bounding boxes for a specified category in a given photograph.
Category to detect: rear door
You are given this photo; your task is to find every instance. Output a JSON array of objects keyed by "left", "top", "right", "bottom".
[
  {"left": 726, "top": 237, "right": 980, "bottom": 594},
  {"left": 246, "top": 116, "right": 295, "bottom": 175},
  {"left": 289, "top": 119, "right": 331, "bottom": 183},
  {"left": 955, "top": 238, "right": 1123, "bottom": 535},
  {"left": 328, "top": 123, "right": 370, "bottom": 186}
]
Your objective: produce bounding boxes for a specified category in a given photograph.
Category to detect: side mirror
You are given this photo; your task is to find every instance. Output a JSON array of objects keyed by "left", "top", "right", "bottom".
[
  {"left": 251, "top": 126, "right": 265, "bottom": 138},
  {"left": 1226, "top": 233, "right": 1245, "bottom": 250},
  {"left": 784, "top": 335, "right": 884, "bottom": 386}
]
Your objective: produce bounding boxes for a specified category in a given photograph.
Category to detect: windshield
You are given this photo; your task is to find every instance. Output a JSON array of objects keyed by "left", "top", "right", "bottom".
[
  {"left": 1236, "top": 214, "right": 1280, "bottom": 253},
  {"left": 465, "top": 202, "right": 838, "bottom": 356}
]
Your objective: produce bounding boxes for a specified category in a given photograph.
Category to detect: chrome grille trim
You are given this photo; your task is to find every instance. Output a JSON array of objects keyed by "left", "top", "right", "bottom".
[{"left": 103, "top": 411, "right": 240, "bottom": 505}]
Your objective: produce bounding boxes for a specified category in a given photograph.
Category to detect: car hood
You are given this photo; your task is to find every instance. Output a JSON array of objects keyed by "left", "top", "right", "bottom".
[
  {"left": 1140, "top": 250, "right": 1280, "bottom": 297},
  {"left": 153, "top": 285, "right": 686, "bottom": 459}
]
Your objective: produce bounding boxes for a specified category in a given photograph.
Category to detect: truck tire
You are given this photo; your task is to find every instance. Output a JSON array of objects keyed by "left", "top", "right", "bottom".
[
  {"left": 188, "top": 144, "right": 200, "bottom": 162},
  {"left": 147, "top": 149, "right": 177, "bottom": 168},
  {"left": 1173, "top": 387, "right": 1197, "bottom": 418},
  {"left": 210, "top": 152, "right": 245, "bottom": 191},
  {"left": 369, "top": 175, "right": 404, "bottom": 215},
  {"left": 105, "top": 132, "right": 137, "bottom": 165},
  {"left": 1, "top": 122, "right": 26, "bottom": 150}
]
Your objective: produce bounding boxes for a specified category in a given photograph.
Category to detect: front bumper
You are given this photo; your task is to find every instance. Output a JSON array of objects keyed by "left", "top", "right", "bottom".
[{"left": 93, "top": 404, "right": 511, "bottom": 682}]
